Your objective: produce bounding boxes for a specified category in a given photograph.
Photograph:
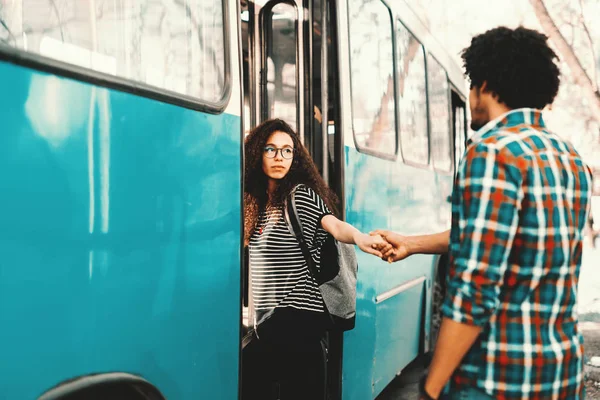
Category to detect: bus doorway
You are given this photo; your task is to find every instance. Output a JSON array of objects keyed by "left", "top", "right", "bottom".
[{"left": 240, "top": 1, "right": 346, "bottom": 398}]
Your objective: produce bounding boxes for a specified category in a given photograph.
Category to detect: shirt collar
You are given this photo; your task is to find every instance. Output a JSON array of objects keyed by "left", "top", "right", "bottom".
[{"left": 467, "top": 108, "right": 546, "bottom": 146}]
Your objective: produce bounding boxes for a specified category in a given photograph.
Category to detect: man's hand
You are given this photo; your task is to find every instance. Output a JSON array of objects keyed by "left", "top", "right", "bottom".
[{"left": 370, "top": 230, "right": 412, "bottom": 262}]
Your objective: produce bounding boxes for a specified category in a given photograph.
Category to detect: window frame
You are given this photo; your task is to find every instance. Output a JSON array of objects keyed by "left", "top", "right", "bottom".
[
  {"left": 0, "top": 0, "right": 232, "bottom": 114},
  {"left": 258, "top": 0, "right": 300, "bottom": 130},
  {"left": 396, "top": 19, "right": 429, "bottom": 169},
  {"left": 451, "top": 86, "right": 468, "bottom": 174},
  {"left": 347, "top": 0, "right": 398, "bottom": 161},
  {"left": 426, "top": 52, "right": 453, "bottom": 174}
]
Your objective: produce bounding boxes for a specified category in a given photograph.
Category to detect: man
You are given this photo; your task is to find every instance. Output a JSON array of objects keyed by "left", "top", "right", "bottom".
[{"left": 375, "top": 27, "right": 593, "bottom": 399}]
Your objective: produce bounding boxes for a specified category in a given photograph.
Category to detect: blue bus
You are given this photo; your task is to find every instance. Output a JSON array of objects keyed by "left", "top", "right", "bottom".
[{"left": 0, "top": 0, "right": 467, "bottom": 399}]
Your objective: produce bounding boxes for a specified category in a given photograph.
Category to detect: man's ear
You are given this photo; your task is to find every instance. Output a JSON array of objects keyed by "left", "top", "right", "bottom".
[
  {"left": 480, "top": 81, "right": 489, "bottom": 93},
  {"left": 480, "top": 81, "right": 500, "bottom": 100}
]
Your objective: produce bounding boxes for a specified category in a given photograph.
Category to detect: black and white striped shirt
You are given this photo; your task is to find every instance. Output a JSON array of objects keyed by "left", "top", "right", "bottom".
[{"left": 249, "top": 185, "right": 331, "bottom": 327}]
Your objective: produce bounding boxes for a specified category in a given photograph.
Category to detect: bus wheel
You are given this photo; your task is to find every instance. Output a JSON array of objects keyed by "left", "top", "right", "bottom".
[
  {"left": 430, "top": 276, "right": 445, "bottom": 348},
  {"left": 426, "top": 257, "right": 447, "bottom": 363}
]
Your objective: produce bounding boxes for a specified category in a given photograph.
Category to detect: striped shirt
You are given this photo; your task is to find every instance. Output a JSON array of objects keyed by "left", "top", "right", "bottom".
[
  {"left": 442, "top": 108, "right": 593, "bottom": 399},
  {"left": 249, "top": 185, "right": 331, "bottom": 328}
]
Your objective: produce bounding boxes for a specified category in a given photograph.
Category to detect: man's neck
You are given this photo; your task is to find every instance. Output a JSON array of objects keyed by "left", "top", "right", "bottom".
[{"left": 488, "top": 102, "right": 512, "bottom": 122}]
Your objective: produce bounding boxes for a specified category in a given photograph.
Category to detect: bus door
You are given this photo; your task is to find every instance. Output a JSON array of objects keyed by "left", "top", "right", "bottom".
[
  {"left": 309, "top": 0, "right": 347, "bottom": 397},
  {"left": 240, "top": 0, "right": 305, "bottom": 333},
  {"left": 241, "top": 0, "right": 346, "bottom": 395},
  {"left": 242, "top": 0, "right": 306, "bottom": 138},
  {"left": 310, "top": 0, "right": 343, "bottom": 200},
  {"left": 242, "top": 0, "right": 340, "bottom": 177}
]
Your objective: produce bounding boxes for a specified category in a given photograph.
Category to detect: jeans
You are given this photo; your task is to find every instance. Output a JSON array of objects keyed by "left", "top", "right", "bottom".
[{"left": 241, "top": 334, "right": 327, "bottom": 400}]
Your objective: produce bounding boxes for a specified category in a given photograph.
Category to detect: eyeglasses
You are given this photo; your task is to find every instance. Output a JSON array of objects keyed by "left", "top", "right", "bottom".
[{"left": 264, "top": 146, "right": 294, "bottom": 160}]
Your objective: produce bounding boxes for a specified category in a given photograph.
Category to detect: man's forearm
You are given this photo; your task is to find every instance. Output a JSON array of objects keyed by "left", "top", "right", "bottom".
[
  {"left": 407, "top": 230, "right": 450, "bottom": 256},
  {"left": 424, "top": 317, "right": 482, "bottom": 398}
]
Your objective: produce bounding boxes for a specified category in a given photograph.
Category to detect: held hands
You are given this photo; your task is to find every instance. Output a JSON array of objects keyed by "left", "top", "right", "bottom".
[
  {"left": 369, "top": 230, "right": 412, "bottom": 263},
  {"left": 353, "top": 232, "right": 388, "bottom": 258},
  {"left": 352, "top": 230, "right": 413, "bottom": 262}
]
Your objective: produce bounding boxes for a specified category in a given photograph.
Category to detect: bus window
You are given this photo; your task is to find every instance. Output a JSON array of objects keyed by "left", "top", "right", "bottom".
[
  {"left": 348, "top": 0, "right": 397, "bottom": 157},
  {"left": 262, "top": 2, "right": 298, "bottom": 130},
  {"left": 427, "top": 54, "right": 452, "bottom": 172},
  {"left": 0, "top": 0, "right": 227, "bottom": 105},
  {"left": 397, "top": 21, "right": 428, "bottom": 166}
]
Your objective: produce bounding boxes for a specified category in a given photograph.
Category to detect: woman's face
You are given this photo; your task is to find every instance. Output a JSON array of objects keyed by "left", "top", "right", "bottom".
[{"left": 262, "top": 131, "right": 294, "bottom": 180}]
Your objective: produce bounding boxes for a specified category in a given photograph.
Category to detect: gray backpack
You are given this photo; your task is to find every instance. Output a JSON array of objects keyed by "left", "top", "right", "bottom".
[{"left": 285, "top": 191, "right": 358, "bottom": 331}]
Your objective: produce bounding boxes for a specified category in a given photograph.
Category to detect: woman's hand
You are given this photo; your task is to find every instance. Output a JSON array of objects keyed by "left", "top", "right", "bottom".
[
  {"left": 321, "top": 215, "right": 395, "bottom": 258},
  {"left": 353, "top": 232, "right": 389, "bottom": 258}
]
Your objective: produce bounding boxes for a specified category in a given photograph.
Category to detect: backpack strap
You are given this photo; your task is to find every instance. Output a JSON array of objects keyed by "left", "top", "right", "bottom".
[
  {"left": 284, "top": 191, "right": 320, "bottom": 281},
  {"left": 285, "top": 189, "right": 337, "bottom": 331}
]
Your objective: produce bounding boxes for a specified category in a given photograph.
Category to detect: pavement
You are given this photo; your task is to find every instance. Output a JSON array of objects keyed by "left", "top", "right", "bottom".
[
  {"left": 375, "top": 356, "right": 424, "bottom": 400},
  {"left": 582, "top": 322, "right": 600, "bottom": 399},
  {"left": 581, "top": 245, "right": 600, "bottom": 399}
]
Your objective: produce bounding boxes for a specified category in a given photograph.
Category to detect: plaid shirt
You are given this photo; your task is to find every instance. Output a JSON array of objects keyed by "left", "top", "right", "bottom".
[{"left": 442, "top": 108, "right": 593, "bottom": 399}]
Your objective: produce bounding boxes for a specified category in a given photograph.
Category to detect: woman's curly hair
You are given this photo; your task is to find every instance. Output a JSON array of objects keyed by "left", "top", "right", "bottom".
[
  {"left": 461, "top": 26, "right": 560, "bottom": 109},
  {"left": 244, "top": 119, "right": 338, "bottom": 244}
]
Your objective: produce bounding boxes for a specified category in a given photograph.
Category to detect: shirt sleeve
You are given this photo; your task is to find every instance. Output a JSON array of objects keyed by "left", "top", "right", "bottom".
[
  {"left": 292, "top": 185, "right": 332, "bottom": 249},
  {"left": 441, "top": 142, "right": 523, "bottom": 326}
]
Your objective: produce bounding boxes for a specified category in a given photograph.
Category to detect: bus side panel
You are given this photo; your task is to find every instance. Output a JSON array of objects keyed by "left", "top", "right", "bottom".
[
  {"left": 0, "top": 61, "right": 241, "bottom": 399},
  {"left": 373, "top": 282, "right": 425, "bottom": 395},
  {"left": 341, "top": 148, "right": 391, "bottom": 400},
  {"left": 375, "top": 161, "right": 445, "bottom": 395},
  {"left": 342, "top": 148, "right": 442, "bottom": 399}
]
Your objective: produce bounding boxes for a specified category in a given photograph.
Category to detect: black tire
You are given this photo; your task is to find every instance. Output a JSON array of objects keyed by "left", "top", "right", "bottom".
[
  {"left": 423, "top": 259, "right": 447, "bottom": 367},
  {"left": 39, "top": 374, "right": 165, "bottom": 400}
]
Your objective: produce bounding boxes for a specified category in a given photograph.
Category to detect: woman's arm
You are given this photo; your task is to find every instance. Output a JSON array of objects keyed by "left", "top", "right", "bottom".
[{"left": 321, "top": 215, "right": 388, "bottom": 257}]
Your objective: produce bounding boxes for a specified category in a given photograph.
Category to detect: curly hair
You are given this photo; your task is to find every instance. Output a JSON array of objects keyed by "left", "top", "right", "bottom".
[
  {"left": 461, "top": 26, "right": 560, "bottom": 109},
  {"left": 244, "top": 119, "right": 339, "bottom": 244}
]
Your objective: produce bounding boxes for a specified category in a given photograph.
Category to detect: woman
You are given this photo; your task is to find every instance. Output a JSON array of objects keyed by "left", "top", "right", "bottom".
[{"left": 242, "top": 119, "right": 386, "bottom": 400}]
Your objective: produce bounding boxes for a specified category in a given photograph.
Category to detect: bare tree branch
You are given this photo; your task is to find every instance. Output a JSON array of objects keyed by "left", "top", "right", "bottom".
[
  {"left": 48, "top": 0, "right": 65, "bottom": 41},
  {"left": 529, "top": 0, "right": 600, "bottom": 124},
  {"left": 578, "top": 0, "right": 599, "bottom": 91},
  {"left": 0, "top": 17, "right": 16, "bottom": 44},
  {"left": 21, "top": 17, "right": 78, "bottom": 38}
]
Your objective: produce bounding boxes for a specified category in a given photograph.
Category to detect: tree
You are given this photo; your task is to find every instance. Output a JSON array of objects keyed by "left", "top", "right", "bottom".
[{"left": 529, "top": 0, "right": 600, "bottom": 125}]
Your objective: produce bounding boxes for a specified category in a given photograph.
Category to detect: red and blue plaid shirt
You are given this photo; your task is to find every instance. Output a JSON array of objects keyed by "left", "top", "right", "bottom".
[{"left": 442, "top": 108, "right": 593, "bottom": 399}]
